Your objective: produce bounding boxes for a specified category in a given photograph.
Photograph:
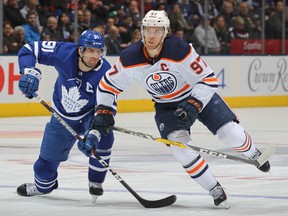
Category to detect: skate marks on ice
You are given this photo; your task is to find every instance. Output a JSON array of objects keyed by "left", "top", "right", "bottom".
[{"left": 0, "top": 107, "right": 288, "bottom": 215}]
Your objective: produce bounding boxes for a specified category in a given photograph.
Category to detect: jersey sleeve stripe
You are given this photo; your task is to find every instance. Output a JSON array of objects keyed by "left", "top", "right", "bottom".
[
  {"left": 34, "top": 42, "right": 39, "bottom": 62},
  {"left": 103, "top": 75, "right": 123, "bottom": 93},
  {"left": 98, "top": 87, "right": 117, "bottom": 97},
  {"left": 159, "top": 84, "right": 191, "bottom": 99},
  {"left": 199, "top": 74, "right": 218, "bottom": 87},
  {"left": 202, "top": 77, "right": 218, "bottom": 82},
  {"left": 99, "top": 80, "right": 121, "bottom": 95}
]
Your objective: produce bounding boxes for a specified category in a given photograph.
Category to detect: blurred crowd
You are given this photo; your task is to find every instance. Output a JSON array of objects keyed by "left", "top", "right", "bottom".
[{"left": 2, "top": 0, "right": 288, "bottom": 55}]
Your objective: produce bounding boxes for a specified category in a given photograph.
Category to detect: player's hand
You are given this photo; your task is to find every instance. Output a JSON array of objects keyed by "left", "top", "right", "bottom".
[
  {"left": 90, "top": 105, "right": 115, "bottom": 136},
  {"left": 174, "top": 96, "right": 203, "bottom": 129},
  {"left": 18, "top": 67, "right": 42, "bottom": 99},
  {"left": 77, "top": 130, "right": 101, "bottom": 157}
]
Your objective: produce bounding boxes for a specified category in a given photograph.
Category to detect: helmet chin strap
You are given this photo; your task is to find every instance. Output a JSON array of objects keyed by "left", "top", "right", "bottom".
[
  {"left": 80, "top": 47, "right": 101, "bottom": 69},
  {"left": 146, "top": 43, "right": 162, "bottom": 57},
  {"left": 80, "top": 55, "right": 93, "bottom": 68}
]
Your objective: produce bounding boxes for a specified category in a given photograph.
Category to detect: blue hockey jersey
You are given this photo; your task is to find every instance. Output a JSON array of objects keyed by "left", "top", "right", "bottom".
[{"left": 18, "top": 41, "right": 111, "bottom": 120}]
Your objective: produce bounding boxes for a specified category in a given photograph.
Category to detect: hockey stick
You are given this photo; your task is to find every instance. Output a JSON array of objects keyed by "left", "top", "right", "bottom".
[
  {"left": 32, "top": 93, "right": 176, "bottom": 208},
  {"left": 112, "top": 126, "right": 274, "bottom": 167}
]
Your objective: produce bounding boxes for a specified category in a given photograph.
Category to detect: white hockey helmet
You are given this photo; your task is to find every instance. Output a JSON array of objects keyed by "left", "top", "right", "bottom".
[
  {"left": 141, "top": 10, "right": 170, "bottom": 49},
  {"left": 141, "top": 10, "right": 170, "bottom": 28}
]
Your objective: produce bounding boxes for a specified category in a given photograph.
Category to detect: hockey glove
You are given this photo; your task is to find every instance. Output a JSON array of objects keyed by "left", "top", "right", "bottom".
[
  {"left": 77, "top": 130, "right": 101, "bottom": 157},
  {"left": 18, "top": 67, "right": 42, "bottom": 99},
  {"left": 90, "top": 105, "right": 115, "bottom": 136},
  {"left": 174, "top": 96, "right": 203, "bottom": 129}
]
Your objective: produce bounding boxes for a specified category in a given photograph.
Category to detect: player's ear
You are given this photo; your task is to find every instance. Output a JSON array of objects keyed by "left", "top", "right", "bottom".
[{"left": 78, "top": 47, "right": 82, "bottom": 57}]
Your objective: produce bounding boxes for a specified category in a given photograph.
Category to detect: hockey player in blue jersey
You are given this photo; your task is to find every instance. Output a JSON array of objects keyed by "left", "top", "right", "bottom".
[
  {"left": 78, "top": 11, "right": 271, "bottom": 208},
  {"left": 17, "top": 30, "right": 114, "bottom": 202}
]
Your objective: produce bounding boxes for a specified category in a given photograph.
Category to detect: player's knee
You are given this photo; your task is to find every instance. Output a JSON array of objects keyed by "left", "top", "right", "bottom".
[
  {"left": 167, "top": 130, "right": 190, "bottom": 143},
  {"left": 167, "top": 130, "right": 199, "bottom": 165},
  {"left": 217, "top": 121, "right": 246, "bottom": 147}
]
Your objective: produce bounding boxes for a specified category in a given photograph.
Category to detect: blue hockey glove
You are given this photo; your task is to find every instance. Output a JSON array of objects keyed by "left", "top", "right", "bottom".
[
  {"left": 78, "top": 130, "right": 101, "bottom": 157},
  {"left": 174, "top": 96, "right": 203, "bottom": 129},
  {"left": 18, "top": 67, "right": 42, "bottom": 99},
  {"left": 90, "top": 105, "right": 115, "bottom": 136}
]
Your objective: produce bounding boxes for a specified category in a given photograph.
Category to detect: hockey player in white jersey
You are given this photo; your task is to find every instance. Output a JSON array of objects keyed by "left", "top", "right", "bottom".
[
  {"left": 16, "top": 30, "right": 115, "bottom": 202},
  {"left": 79, "top": 11, "right": 270, "bottom": 208}
]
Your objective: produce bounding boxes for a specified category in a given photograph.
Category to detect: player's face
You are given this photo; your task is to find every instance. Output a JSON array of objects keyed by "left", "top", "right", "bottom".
[
  {"left": 143, "top": 26, "right": 165, "bottom": 50},
  {"left": 82, "top": 47, "right": 102, "bottom": 68}
]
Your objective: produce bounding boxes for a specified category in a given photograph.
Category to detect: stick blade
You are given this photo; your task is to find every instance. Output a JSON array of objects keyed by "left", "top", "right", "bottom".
[
  {"left": 257, "top": 144, "right": 274, "bottom": 167},
  {"left": 140, "top": 195, "right": 177, "bottom": 208}
]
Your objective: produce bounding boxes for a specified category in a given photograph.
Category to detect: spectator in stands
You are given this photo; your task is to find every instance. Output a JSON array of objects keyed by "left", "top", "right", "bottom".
[
  {"left": 118, "top": 15, "right": 137, "bottom": 44},
  {"left": 3, "top": 44, "right": 9, "bottom": 54},
  {"left": 105, "top": 25, "right": 123, "bottom": 55},
  {"left": 102, "top": 0, "right": 116, "bottom": 12},
  {"left": 229, "top": 16, "right": 250, "bottom": 39},
  {"left": 286, "top": 6, "right": 288, "bottom": 39},
  {"left": 69, "top": 9, "right": 89, "bottom": 38},
  {"left": 78, "top": 0, "right": 89, "bottom": 11},
  {"left": 37, "top": 0, "right": 54, "bottom": 27},
  {"left": 20, "top": 0, "right": 41, "bottom": 30},
  {"left": 88, "top": 0, "right": 109, "bottom": 25},
  {"left": 105, "top": 17, "right": 116, "bottom": 34},
  {"left": 9, "top": 26, "right": 26, "bottom": 53},
  {"left": 4, "top": 0, "right": 26, "bottom": 28},
  {"left": 236, "top": 1, "right": 254, "bottom": 32},
  {"left": 155, "top": 3, "right": 166, "bottom": 11},
  {"left": 41, "top": 16, "right": 63, "bottom": 41},
  {"left": 125, "top": 0, "right": 141, "bottom": 27},
  {"left": 179, "top": 0, "right": 202, "bottom": 27},
  {"left": 57, "top": 12, "right": 72, "bottom": 42},
  {"left": 219, "top": 1, "right": 236, "bottom": 28},
  {"left": 265, "top": 1, "right": 285, "bottom": 39},
  {"left": 83, "top": 9, "right": 95, "bottom": 29},
  {"left": 179, "top": 0, "right": 195, "bottom": 22},
  {"left": 3, "top": 21, "right": 15, "bottom": 54},
  {"left": 200, "top": 0, "right": 219, "bottom": 18},
  {"left": 114, "top": 4, "right": 127, "bottom": 26},
  {"left": 194, "top": 15, "right": 221, "bottom": 54},
  {"left": 250, "top": 14, "right": 262, "bottom": 39},
  {"left": 92, "top": 24, "right": 106, "bottom": 37},
  {"left": 54, "top": 0, "right": 74, "bottom": 22},
  {"left": 22, "top": 11, "right": 41, "bottom": 44},
  {"left": 169, "top": 3, "right": 194, "bottom": 39},
  {"left": 127, "top": 28, "right": 141, "bottom": 45},
  {"left": 213, "top": 15, "right": 231, "bottom": 54},
  {"left": 174, "top": 27, "right": 185, "bottom": 40}
]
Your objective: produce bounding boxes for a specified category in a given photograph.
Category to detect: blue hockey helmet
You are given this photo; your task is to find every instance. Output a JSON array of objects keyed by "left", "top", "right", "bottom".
[{"left": 78, "top": 30, "right": 106, "bottom": 56}]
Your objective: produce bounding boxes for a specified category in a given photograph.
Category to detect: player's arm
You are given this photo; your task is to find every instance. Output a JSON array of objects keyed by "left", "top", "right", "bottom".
[
  {"left": 18, "top": 41, "right": 61, "bottom": 99},
  {"left": 92, "top": 59, "right": 134, "bottom": 136},
  {"left": 174, "top": 45, "right": 218, "bottom": 129},
  {"left": 97, "top": 58, "right": 134, "bottom": 108},
  {"left": 18, "top": 41, "right": 59, "bottom": 71}
]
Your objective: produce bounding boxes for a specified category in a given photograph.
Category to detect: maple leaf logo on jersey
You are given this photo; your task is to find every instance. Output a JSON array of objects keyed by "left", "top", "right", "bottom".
[{"left": 61, "top": 86, "right": 89, "bottom": 113}]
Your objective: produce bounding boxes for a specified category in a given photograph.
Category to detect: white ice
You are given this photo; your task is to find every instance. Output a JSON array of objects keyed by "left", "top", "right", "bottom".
[{"left": 0, "top": 107, "right": 287, "bottom": 216}]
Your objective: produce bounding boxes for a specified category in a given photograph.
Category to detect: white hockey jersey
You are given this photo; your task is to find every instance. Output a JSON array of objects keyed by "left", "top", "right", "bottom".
[{"left": 97, "top": 35, "right": 218, "bottom": 110}]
